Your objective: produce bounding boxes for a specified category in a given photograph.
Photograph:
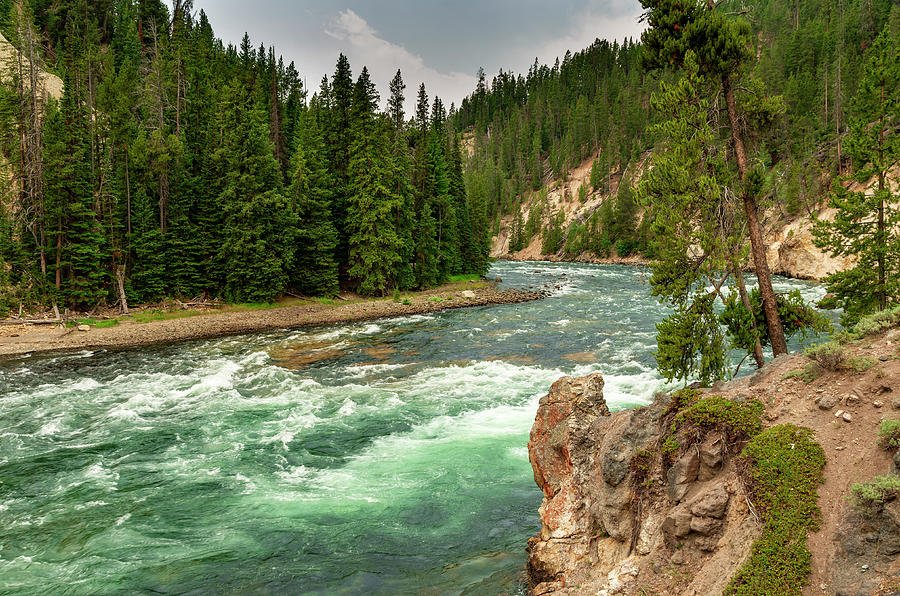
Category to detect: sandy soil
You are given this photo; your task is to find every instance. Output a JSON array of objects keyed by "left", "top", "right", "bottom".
[{"left": 0, "top": 282, "right": 544, "bottom": 359}]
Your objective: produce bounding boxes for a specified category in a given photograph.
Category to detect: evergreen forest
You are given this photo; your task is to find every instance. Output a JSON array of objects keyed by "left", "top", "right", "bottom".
[{"left": 0, "top": 0, "right": 491, "bottom": 311}]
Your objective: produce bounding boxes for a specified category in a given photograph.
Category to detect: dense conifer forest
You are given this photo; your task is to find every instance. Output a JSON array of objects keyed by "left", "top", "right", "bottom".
[{"left": 0, "top": 0, "right": 490, "bottom": 312}]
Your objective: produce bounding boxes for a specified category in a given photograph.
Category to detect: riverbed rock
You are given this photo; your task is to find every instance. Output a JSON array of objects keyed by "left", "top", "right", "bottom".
[
  {"left": 77, "top": 324, "right": 91, "bottom": 332},
  {"left": 460, "top": 290, "right": 476, "bottom": 298}
]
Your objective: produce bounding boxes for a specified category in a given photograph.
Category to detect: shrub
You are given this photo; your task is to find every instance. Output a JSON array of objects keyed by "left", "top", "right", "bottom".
[
  {"left": 852, "top": 307, "right": 900, "bottom": 338},
  {"left": 850, "top": 475, "right": 900, "bottom": 512},
  {"left": 804, "top": 341, "right": 845, "bottom": 370},
  {"left": 726, "top": 425, "right": 825, "bottom": 595},
  {"left": 674, "top": 396, "right": 764, "bottom": 443},
  {"left": 878, "top": 419, "right": 900, "bottom": 450}
]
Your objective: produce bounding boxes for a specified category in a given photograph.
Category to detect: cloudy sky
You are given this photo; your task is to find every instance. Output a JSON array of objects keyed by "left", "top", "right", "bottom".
[{"left": 192, "top": 0, "right": 645, "bottom": 112}]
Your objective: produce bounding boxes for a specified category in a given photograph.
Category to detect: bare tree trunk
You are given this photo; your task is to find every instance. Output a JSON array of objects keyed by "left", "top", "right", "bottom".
[
  {"left": 722, "top": 74, "right": 788, "bottom": 356},
  {"left": 116, "top": 265, "right": 129, "bottom": 314}
]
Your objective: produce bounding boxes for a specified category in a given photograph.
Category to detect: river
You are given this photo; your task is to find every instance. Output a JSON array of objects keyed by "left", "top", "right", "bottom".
[{"left": 0, "top": 261, "right": 830, "bottom": 595}]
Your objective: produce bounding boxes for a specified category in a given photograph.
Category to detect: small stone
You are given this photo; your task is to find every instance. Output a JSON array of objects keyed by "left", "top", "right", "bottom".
[
  {"left": 77, "top": 324, "right": 91, "bottom": 332},
  {"left": 670, "top": 550, "right": 684, "bottom": 565},
  {"left": 460, "top": 290, "right": 476, "bottom": 299},
  {"left": 874, "top": 401, "right": 884, "bottom": 408},
  {"left": 843, "top": 412, "right": 853, "bottom": 423},
  {"left": 847, "top": 394, "right": 860, "bottom": 405},
  {"left": 818, "top": 395, "right": 838, "bottom": 410},
  {"left": 880, "top": 355, "right": 890, "bottom": 362},
  {"left": 835, "top": 410, "right": 845, "bottom": 418},
  {"left": 893, "top": 397, "right": 900, "bottom": 410},
  {"left": 861, "top": 564, "right": 869, "bottom": 571},
  {"left": 835, "top": 446, "right": 846, "bottom": 451}
]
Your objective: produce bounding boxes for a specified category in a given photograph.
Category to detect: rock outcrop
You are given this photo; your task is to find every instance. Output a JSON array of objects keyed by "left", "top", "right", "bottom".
[{"left": 526, "top": 374, "right": 758, "bottom": 595}]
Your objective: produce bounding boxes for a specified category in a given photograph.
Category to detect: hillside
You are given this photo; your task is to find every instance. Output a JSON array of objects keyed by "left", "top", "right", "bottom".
[
  {"left": 526, "top": 316, "right": 900, "bottom": 595},
  {"left": 489, "top": 148, "right": 865, "bottom": 281}
]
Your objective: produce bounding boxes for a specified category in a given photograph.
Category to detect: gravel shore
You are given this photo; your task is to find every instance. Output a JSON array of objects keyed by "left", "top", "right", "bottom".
[{"left": 0, "top": 284, "right": 544, "bottom": 358}]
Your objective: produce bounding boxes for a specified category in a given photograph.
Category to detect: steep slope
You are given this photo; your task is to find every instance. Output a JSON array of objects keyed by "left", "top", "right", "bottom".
[
  {"left": 526, "top": 328, "right": 900, "bottom": 595},
  {"left": 490, "top": 148, "right": 860, "bottom": 281}
]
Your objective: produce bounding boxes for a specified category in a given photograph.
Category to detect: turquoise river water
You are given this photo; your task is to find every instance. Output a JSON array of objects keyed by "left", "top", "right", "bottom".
[{"left": 0, "top": 261, "right": 830, "bottom": 595}]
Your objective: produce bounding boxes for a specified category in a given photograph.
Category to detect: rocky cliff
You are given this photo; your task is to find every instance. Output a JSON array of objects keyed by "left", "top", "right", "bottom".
[
  {"left": 491, "top": 150, "right": 865, "bottom": 281},
  {"left": 525, "top": 330, "right": 900, "bottom": 595}
]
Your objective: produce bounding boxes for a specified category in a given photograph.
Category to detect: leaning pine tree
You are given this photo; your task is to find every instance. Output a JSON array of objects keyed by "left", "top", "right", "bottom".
[
  {"left": 814, "top": 26, "right": 900, "bottom": 325},
  {"left": 640, "top": 0, "right": 789, "bottom": 357}
]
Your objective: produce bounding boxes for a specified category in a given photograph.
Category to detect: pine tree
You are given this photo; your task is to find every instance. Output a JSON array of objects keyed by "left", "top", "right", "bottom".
[
  {"left": 43, "top": 78, "right": 106, "bottom": 308},
  {"left": 290, "top": 106, "right": 339, "bottom": 297},
  {"left": 640, "top": 0, "right": 790, "bottom": 356},
  {"left": 216, "top": 78, "right": 296, "bottom": 303},
  {"left": 346, "top": 68, "right": 403, "bottom": 296},
  {"left": 814, "top": 26, "right": 900, "bottom": 324}
]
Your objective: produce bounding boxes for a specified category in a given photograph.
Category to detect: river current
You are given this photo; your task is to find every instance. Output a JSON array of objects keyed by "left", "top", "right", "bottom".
[{"left": 0, "top": 261, "right": 829, "bottom": 595}]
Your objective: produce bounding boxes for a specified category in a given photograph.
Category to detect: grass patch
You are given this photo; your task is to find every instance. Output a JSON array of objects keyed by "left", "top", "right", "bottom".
[
  {"left": 673, "top": 396, "right": 764, "bottom": 443},
  {"left": 428, "top": 296, "right": 444, "bottom": 303},
  {"left": 844, "top": 355, "right": 877, "bottom": 373},
  {"left": 878, "top": 419, "right": 900, "bottom": 450},
  {"left": 850, "top": 475, "right": 900, "bottom": 513},
  {"left": 131, "top": 309, "right": 203, "bottom": 323},
  {"left": 315, "top": 297, "right": 335, "bottom": 305},
  {"left": 227, "top": 302, "right": 276, "bottom": 311},
  {"left": 726, "top": 424, "right": 825, "bottom": 595},
  {"left": 659, "top": 390, "right": 763, "bottom": 468},
  {"left": 781, "top": 364, "right": 823, "bottom": 384},
  {"left": 448, "top": 274, "right": 482, "bottom": 283},
  {"left": 67, "top": 318, "right": 120, "bottom": 328}
]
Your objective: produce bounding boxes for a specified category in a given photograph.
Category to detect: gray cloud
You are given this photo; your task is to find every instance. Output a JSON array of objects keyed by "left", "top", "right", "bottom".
[{"left": 193, "top": 1, "right": 645, "bottom": 113}]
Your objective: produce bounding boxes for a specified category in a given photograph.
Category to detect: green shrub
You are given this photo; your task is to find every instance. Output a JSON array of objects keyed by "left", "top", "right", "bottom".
[
  {"left": 804, "top": 341, "right": 845, "bottom": 371},
  {"left": 844, "top": 355, "right": 877, "bottom": 373},
  {"left": 878, "top": 419, "right": 900, "bottom": 450},
  {"left": 851, "top": 307, "right": 900, "bottom": 339},
  {"left": 726, "top": 425, "right": 825, "bottom": 595},
  {"left": 781, "top": 364, "right": 823, "bottom": 384},
  {"left": 850, "top": 475, "right": 900, "bottom": 512}
]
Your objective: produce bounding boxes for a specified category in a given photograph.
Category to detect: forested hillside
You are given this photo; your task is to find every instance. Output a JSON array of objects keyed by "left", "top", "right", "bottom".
[
  {"left": 0, "top": 0, "right": 490, "bottom": 313},
  {"left": 453, "top": 0, "right": 899, "bottom": 260}
]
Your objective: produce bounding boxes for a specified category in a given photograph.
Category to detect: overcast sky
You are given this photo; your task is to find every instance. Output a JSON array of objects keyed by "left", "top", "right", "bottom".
[{"left": 192, "top": 0, "right": 645, "bottom": 113}]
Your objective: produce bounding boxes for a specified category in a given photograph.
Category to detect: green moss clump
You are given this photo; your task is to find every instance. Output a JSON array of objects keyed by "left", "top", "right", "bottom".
[
  {"left": 878, "top": 419, "right": 900, "bottom": 450},
  {"left": 725, "top": 425, "right": 825, "bottom": 596},
  {"left": 674, "top": 396, "right": 764, "bottom": 443},
  {"left": 850, "top": 475, "right": 900, "bottom": 512}
]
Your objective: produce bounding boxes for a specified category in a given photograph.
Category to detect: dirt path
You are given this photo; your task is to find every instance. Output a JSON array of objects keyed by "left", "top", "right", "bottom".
[{"left": 0, "top": 284, "right": 543, "bottom": 359}]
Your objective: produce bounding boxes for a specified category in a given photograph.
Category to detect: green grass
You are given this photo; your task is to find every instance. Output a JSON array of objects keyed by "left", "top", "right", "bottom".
[
  {"left": 725, "top": 424, "right": 825, "bottom": 595},
  {"left": 672, "top": 396, "right": 764, "bottom": 443},
  {"left": 130, "top": 309, "right": 203, "bottom": 323},
  {"left": 447, "top": 274, "right": 482, "bottom": 283},
  {"left": 844, "top": 355, "right": 877, "bottom": 373},
  {"left": 227, "top": 302, "right": 276, "bottom": 311},
  {"left": 781, "top": 364, "right": 824, "bottom": 384},
  {"left": 315, "top": 297, "right": 335, "bottom": 305},
  {"left": 67, "top": 318, "right": 120, "bottom": 328}
]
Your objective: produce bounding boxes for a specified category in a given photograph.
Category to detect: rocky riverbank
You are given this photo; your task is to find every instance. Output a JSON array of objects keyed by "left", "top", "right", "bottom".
[
  {"left": 0, "top": 283, "right": 545, "bottom": 358},
  {"left": 526, "top": 329, "right": 900, "bottom": 595}
]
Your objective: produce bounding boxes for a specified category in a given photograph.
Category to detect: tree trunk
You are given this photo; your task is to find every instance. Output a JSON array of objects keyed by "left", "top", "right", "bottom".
[
  {"left": 116, "top": 265, "right": 129, "bottom": 315},
  {"left": 721, "top": 74, "right": 788, "bottom": 356},
  {"left": 732, "top": 259, "right": 765, "bottom": 368}
]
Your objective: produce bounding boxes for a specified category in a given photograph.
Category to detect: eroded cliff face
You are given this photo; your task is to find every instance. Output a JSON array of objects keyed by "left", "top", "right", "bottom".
[{"left": 526, "top": 376, "right": 757, "bottom": 595}]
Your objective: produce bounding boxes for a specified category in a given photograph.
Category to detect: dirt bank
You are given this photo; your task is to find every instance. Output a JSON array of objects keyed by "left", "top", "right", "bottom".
[{"left": 0, "top": 283, "right": 544, "bottom": 359}]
